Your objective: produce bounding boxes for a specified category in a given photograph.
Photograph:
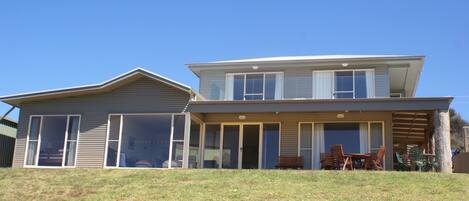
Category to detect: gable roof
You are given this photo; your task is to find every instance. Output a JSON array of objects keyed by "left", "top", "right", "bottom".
[{"left": 0, "top": 68, "right": 194, "bottom": 106}]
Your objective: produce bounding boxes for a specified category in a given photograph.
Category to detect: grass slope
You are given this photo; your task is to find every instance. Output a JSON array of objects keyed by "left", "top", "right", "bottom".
[{"left": 0, "top": 169, "right": 468, "bottom": 201}]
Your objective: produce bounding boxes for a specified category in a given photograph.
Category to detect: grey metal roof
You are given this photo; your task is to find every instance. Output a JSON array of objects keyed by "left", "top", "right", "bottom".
[
  {"left": 187, "top": 97, "right": 453, "bottom": 113},
  {"left": 0, "top": 68, "right": 195, "bottom": 106},
  {"left": 187, "top": 55, "right": 425, "bottom": 67}
]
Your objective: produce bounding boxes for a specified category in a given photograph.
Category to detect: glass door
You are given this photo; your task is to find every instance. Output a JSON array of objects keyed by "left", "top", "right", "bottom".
[
  {"left": 241, "top": 125, "right": 260, "bottom": 169},
  {"left": 222, "top": 125, "right": 240, "bottom": 169}
]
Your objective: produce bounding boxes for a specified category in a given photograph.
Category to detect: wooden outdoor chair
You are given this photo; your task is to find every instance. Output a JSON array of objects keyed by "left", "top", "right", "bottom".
[
  {"left": 276, "top": 156, "right": 304, "bottom": 169},
  {"left": 320, "top": 153, "right": 336, "bottom": 170},
  {"left": 330, "top": 144, "right": 353, "bottom": 170},
  {"left": 365, "top": 146, "right": 385, "bottom": 170}
]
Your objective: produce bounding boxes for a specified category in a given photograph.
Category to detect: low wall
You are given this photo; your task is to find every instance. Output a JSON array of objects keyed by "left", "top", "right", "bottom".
[{"left": 453, "top": 152, "right": 469, "bottom": 173}]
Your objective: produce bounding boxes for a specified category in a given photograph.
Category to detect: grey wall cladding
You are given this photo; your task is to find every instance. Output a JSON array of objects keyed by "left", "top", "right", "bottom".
[{"left": 13, "top": 77, "right": 190, "bottom": 168}]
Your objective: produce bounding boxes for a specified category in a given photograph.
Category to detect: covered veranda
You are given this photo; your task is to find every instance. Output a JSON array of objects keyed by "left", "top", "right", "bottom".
[{"left": 185, "top": 97, "right": 453, "bottom": 172}]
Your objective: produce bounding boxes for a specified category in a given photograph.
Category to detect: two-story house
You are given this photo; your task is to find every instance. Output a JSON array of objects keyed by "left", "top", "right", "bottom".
[{"left": 0, "top": 55, "right": 453, "bottom": 172}]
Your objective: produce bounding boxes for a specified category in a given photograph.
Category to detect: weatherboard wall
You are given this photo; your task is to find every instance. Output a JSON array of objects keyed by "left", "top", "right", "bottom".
[{"left": 12, "top": 77, "right": 191, "bottom": 168}]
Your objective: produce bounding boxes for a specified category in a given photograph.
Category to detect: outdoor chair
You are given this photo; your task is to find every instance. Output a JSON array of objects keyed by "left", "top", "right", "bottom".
[
  {"left": 320, "top": 153, "right": 335, "bottom": 170},
  {"left": 330, "top": 144, "right": 353, "bottom": 170},
  {"left": 395, "top": 152, "right": 410, "bottom": 171},
  {"left": 365, "top": 146, "right": 385, "bottom": 170}
]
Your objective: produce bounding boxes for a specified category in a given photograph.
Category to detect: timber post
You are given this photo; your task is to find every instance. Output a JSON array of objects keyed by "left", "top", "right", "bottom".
[{"left": 434, "top": 109, "right": 452, "bottom": 173}]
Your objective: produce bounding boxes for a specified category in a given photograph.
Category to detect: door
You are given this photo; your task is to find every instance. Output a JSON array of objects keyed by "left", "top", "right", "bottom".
[
  {"left": 241, "top": 125, "right": 260, "bottom": 169},
  {"left": 222, "top": 125, "right": 240, "bottom": 169},
  {"left": 220, "top": 124, "right": 261, "bottom": 169}
]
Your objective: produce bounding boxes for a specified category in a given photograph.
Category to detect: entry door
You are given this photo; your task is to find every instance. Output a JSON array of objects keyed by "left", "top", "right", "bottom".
[
  {"left": 241, "top": 125, "right": 260, "bottom": 169},
  {"left": 222, "top": 125, "right": 240, "bottom": 169}
]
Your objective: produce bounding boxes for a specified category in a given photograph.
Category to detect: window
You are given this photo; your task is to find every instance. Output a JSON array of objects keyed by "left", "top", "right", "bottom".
[
  {"left": 323, "top": 123, "right": 361, "bottom": 153},
  {"left": 334, "top": 71, "right": 370, "bottom": 99},
  {"left": 171, "top": 115, "right": 186, "bottom": 168},
  {"left": 226, "top": 72, "right": 283, "bottom": 100},
  {"left": 25, "top": 117, "right": 41, "bottom": 166},
  {"left": 313, "top": 69, "right": 374, "bottom": 99},
  {"left": 203, "top": 124, "right": 220, "bottom": 168},
  {"left": 299, "top": 123, "right": 313, "bottom": 169},
  {"left": 106, "top": 115, "right": 121, "bottom": 167},
  {"left": 369, "top": 122, "right": 384, "bottom": 153},
  {"left": 25, "top": 115, "right": 81, "bottom": 167},
  {"left": 262, "top": 123, "right": 280, "bottom": 169},
  {"left": 104, "top": 114, "right": 187, "bottom": 168},
  {"left": 64, "top": 116, "right": 80, "bottom": 166},
  {"left": 189, "top": 121, "right": 201, "bottom": 168}
]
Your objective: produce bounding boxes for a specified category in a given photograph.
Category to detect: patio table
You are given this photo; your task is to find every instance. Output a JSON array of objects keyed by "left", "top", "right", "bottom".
[{"left": 345, "top": 153, "right": 371, "bottom": 169}]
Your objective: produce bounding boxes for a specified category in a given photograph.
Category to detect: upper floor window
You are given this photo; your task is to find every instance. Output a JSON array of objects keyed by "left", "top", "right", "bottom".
[
  {"left": 313, "top": 69, "right": 375, "bottom": 99},
  {"left": 225, "top": 72, "right": 283, "bottom": 100}
]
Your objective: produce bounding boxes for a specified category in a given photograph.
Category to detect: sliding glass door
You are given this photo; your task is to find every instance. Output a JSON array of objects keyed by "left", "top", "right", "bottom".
[
  {"left": 299, "top": 122, "right": 384, "bottom": 169},
  {"left": 203, "top": 123, "right": 280, "bottom": 169}
]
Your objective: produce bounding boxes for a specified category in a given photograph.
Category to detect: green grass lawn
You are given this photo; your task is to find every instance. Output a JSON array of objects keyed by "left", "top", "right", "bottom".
[{"left": 0, "top": 169, "right": 468, "bottom": 201}]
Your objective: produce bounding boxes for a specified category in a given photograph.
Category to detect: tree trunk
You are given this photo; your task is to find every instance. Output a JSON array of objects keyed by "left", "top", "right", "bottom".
[{"left": 434, "top": 109, "right": 452, "bottom": 173}]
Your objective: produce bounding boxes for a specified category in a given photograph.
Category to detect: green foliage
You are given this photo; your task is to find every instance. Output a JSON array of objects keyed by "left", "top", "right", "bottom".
[
  {"left": 450, "top": 108, "right": 468, "bottom": 150},
  {"left": 408, "top": 147, "right": 438, "bottom": 172}
]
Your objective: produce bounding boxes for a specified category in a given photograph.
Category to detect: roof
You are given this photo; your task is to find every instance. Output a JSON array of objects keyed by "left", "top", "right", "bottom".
[
  {"left": 0, "top": 68, "right": 195, "bottom": 106},
  {"left": 187, "top": 55, "right": 424, "bottom": 67},
  {"left": 207, "top": 55, "right": 422, "bottom": 64},
  {"left": 187, "top": 97, "right": 453, "bottom": 113}
]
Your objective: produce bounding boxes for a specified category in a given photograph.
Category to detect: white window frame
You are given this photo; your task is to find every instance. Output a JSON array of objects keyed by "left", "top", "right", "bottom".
[
  {"left": 103, "top": 113, "right": 188, "bottom": 169},
  {"left": 23, "top": 114, "right": 81, "bottom": 168},
  {"left": 189, "top": 114, "right": 204, "bottom": 169},
  {"left": 312, "top": 69, "right": 374, "bottom": 99},
  {"left": 368, "top": 121, "right": 385, "bottom": 153},
  {"left": 226, "top": 72, "right": 284, "bottom": 100},
  {"left": 297, "top": 121, "right": 385, "bottom": 169}
]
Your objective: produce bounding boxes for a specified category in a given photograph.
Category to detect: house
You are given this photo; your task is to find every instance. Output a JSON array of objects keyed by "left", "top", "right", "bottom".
[
  {"left": 0, "top": 55, "right": 453, "bottom": 172},
  {"left": 0, "top": 118, "right": 17, "bottom": 167}
]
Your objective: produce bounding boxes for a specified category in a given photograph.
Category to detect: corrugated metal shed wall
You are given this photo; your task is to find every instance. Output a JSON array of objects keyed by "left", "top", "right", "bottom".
[
  {"left": 0, "top": 119, "right": 16, "bottom": 167},
  {"left": 0, "top": 134, "right": 15, "bottom": 167}
]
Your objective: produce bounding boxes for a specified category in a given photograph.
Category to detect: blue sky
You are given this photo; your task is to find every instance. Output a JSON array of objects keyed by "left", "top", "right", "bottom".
[{"left": 1, "top": 1, "right": 468, "bottom": 120}]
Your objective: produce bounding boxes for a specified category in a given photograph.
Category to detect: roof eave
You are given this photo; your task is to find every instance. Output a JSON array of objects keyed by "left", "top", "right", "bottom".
[{"left": 186, "top": 55, "right": 425, "bottom": 68}]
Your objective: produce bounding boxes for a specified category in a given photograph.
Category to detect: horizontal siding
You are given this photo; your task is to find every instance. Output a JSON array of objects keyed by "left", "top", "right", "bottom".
[
  {"left": 12, "top": 109, "right": 28, "bottom": 168},
  {"left": 203, "top": 111, "right": 393, "bottom": 170},
  {"left": 13, "top": 77, "right": 190, "bottom": 168}
]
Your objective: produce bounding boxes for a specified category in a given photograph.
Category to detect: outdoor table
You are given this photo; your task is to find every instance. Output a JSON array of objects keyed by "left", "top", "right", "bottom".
[{"left": 345, "top": 153, "right": 371, "bottom": 169}]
